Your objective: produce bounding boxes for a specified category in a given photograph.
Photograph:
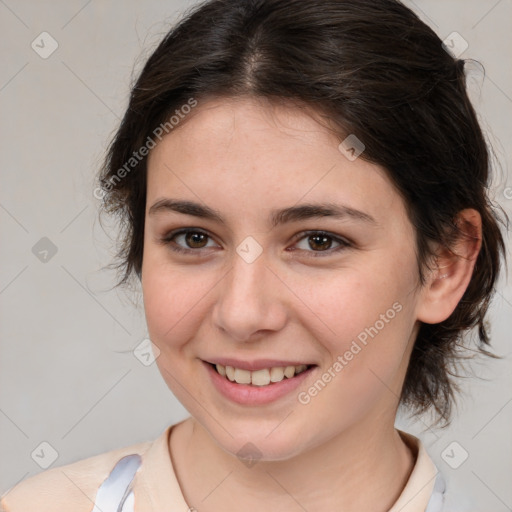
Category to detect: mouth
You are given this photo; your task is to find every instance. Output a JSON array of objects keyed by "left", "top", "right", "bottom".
[{"left": 206, "top": 361, "right": 316, "bottom": 387}]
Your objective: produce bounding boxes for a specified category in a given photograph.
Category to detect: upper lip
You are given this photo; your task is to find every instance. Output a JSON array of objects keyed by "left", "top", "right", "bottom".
[{"left": 203, "top": 358, "right": 315, "bottom": 371}]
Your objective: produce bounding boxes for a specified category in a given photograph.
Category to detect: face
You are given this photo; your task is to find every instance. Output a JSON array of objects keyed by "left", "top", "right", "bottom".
[{"left": 142, "top": 96, "right": 426, "bottom": 460}]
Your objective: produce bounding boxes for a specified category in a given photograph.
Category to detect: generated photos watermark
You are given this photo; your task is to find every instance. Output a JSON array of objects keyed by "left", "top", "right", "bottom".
[
  {"left": 297, "top": 301, "right": 403, "bottom": 405},
  {"left": 93, "top": 97, "right": 198, "bottom": 200}
]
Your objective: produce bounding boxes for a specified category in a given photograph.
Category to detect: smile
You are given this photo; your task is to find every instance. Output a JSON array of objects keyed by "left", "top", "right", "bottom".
[
  {"left": 212, "top": 363, "right": 311, "bottom": 386},
  {"left": 203, "top": 360, "right": 317, "bottom": 405}
]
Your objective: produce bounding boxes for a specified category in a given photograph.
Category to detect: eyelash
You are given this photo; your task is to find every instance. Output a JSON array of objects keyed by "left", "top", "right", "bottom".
[{"left": 159, "top": 229, "right": 352, "bottom": 257}]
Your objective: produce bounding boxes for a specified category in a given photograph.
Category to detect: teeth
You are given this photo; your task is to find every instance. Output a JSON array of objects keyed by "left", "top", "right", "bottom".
[
  {"left": 284, "top": 366, "right": 296, "bottom": 378},
  {"left": 226, "top": 365, "right": 235, "bottom": 381},
  {"left": 214, "top": 363, "right": 309, "bottom": 386},
  {"left": 270, "top": 367, "right": 285, "bottom": 382},
  {"left": 252, "top": 369, "right": 271, "bottom": 386},
  {"left": 234, "top": 368, "right": 251, "bottom": 384}
]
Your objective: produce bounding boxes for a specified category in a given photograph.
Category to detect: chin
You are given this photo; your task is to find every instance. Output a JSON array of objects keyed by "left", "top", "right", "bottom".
[{"left": 203, "top": 419, "right": 311, "bottom": 463}]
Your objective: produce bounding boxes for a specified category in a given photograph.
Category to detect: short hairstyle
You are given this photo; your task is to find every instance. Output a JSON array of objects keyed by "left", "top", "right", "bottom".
[{"left": 97, "top": 0, "right": 508, "bottom": 425}]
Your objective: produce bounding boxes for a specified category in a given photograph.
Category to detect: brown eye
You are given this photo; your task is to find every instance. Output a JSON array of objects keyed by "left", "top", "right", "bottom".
[
  {"left": 307, "top": 233, "right": 332, "bottom": 251},
  {"left": 184, "top": 231, "right": 209, "bottom": 248},
  {"left": 292, "top": 230, "right": 351, "bottom": 257},
  {"left": 161, "top": 229, "right": 219, "bottom": 254}
]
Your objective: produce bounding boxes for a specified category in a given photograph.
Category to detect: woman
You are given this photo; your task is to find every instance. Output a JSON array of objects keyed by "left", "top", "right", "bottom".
[{"left": 1, "top": 0, "right": 507, "bottom": 510}]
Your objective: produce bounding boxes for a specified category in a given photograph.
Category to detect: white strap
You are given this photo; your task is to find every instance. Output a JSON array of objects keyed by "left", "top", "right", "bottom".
[
  {"left": 91, "top": 454, "right": 142, "bottom": 512},
  {"left": 425, "top": 470, "right": 446, "bottom": 512}
]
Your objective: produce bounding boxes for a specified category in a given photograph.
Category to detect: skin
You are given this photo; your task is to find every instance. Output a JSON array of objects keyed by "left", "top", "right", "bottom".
[{"left": 141, "top": 96, "right": 481, "bottom": 511}]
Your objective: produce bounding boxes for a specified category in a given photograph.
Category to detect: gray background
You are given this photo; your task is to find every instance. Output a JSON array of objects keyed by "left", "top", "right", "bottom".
[{"left": 1, "top": 0, "right": 511, "bottom": 509}]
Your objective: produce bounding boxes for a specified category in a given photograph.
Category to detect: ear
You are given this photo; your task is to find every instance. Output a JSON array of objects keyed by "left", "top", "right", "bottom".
[{"left": 416, "top": 209, "right": 482, "bottom": 324}]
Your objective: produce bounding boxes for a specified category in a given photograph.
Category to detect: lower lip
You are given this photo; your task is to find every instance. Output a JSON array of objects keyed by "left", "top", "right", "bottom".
[{"left": 204, "top": 361, "right": 316, "bottom": 405}]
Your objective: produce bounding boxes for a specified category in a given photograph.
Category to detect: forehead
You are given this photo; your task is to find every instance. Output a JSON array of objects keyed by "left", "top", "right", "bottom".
[{"left": 145, "top": 96, "right": 408, "bottom": 229}]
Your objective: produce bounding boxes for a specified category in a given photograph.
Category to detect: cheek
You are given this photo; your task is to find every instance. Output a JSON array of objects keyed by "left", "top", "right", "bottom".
[
  {"left": 299, "top": 253, "right": 418, "bottom": 388},
  {"left": 304, "top": 265, "right": 413, "bottom": 343},
  {"left": 295, "top": 271, "right": 416, "bottom": 428},
  {"left": 141, "top": 250, "right": 212, "bottom": 349}
]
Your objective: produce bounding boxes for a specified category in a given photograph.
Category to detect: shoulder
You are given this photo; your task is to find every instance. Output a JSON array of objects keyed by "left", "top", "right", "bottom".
[{"left": 0, "top": 438, "right": 152, "bottom": 512}]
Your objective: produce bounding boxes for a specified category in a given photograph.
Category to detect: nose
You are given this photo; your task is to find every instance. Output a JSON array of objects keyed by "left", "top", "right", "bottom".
[{"left": 211, "top": 249, "right": 288, "bottom": 343}]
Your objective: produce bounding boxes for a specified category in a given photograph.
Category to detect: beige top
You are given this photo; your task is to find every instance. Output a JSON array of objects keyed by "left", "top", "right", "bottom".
[{"left": 0, "top": 423, "right": 443, "bottom": 511}]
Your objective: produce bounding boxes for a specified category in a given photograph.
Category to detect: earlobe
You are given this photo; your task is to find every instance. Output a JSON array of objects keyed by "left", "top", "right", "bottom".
[{"left": 416, "top": 209, "right": 482, "bottom": 325}]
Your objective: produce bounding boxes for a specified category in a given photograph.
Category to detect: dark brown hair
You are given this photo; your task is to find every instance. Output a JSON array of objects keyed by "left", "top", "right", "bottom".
[{"left": 97, "top": 0, "right": 508, "bottom": 425}]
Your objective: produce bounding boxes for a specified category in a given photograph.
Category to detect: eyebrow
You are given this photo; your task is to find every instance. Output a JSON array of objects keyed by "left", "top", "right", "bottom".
[{"left": 148, "top": 199, "right": 377, "bottom": 227}]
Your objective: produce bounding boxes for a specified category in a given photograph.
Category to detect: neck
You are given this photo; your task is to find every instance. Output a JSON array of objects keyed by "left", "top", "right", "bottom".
[{"left": 169, "top": 415, "right": 416, "bottom": 512}]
